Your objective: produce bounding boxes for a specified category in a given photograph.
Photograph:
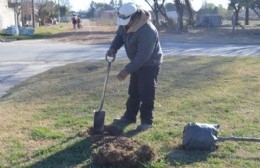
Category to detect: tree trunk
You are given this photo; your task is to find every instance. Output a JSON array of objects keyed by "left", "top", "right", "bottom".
[
  {"left": 184, "top": 0, "right": 194, "bottom": 25},
  {"left": 235, "top": 9, "right": 239, "bottom": 25},
  {"left": 175, "top": 0, "right": 183, "bottom": 32},
  {"left": 154, "top": 3, "right": 160, "bottom": 28},
  {"left": 32, "top": 0, "right": 35, "bottom": 27},
  {"left": 245, "top": 5, "right": 249, "bottom": 25}
]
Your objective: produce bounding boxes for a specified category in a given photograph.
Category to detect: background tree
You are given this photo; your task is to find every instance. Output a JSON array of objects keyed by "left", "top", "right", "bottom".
[
  {"left": 228, "top": 0, "right": 259, "bottom": 25},
  {"left": 118, "top": 0, "right": 123, "bottom": 7},
  {"left": 145, "top": 0, "right": 170, "bottom": 28},
  {"left": 34, "top": 0, "right": 58, "bottom": 26},
  {"left": 54, "top": 0, "right": 70, "bottom": 20},
  {"left": 95, "top": 2, "right": 114, "bottom": 17},
  {"left": 174, "top": 0, "right": 195, "bottom": 32},
  {"left": 251, "top": 0, "right": 260, "bottom": 17},
  {"left": 198, "top": 2, "right": 227, "bottom": 17},
  {"left": 198, "top": 3, "right": 218, "bottom": 15},
  {"left": 184, "top": 0, "right": 194, "bottom": 25},
  {"left": 217, "top": 4, "right": 228, "bottom": 17},
  {"left": 229, "top": 0, "right": 243, "bottom": 25},
  {"left": 59, "top": 5, "right": 69, "bottom": 17},
  {"left": 87, "top": 1, "right": 96, "bottom": 18},
  {"left": 20, "top": 0, "right": 32, "bottom": 26},
  {"left": 145, "top": 0, "right": 194, "bottom": 32},
  {"left": 19, "top": 0, "right": 69, "bottom": 26},
  {"left": 243, "top": 0, "right": 259, "bottom": 25},
  {"left": 86, "top": 2, "right": 113, "bottom": 18},
  {"left": 109, "top": 0, "right": 115, "bottom": 9},
  {"left": 245, "top": 1, "right": 250, "bottom": 25},
  {"left": 174, "top": 0, "right": 184, "bottom": 32},
  {"left": 58, "top": 0, "right": 70, "bottom": 7}
]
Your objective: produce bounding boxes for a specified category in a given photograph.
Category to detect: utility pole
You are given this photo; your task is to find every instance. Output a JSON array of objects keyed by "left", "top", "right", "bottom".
[
  {"left": 32, "top": 0, "right": 35, "bottom": 27},
  {"left": 58, "top": 0, "right": 60, "bottom": 23}
]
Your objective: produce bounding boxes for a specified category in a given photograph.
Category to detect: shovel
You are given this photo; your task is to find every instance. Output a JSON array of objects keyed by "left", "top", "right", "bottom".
[{"left": 93, "top": 55, "right": 115, "bottom": 134}]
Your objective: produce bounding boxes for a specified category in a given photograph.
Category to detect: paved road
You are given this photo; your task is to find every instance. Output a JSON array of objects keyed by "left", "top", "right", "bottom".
[{"left": 1, "top": 39, "right": 260, "bottom": 97}]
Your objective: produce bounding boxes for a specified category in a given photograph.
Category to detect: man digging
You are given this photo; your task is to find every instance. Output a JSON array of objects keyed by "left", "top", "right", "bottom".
[{"left": 106, "top": 2, "right": 163, "bottom": 131}]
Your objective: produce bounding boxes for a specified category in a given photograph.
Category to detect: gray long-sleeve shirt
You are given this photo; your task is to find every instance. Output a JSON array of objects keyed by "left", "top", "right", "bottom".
[{"left": 110, "top": 21, "right": 163, "bottom": 74}]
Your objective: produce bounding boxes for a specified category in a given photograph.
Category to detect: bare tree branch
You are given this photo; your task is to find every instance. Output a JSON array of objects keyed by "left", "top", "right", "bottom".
[{"left": 252, "top": 7, "right": 260, "bottom": 17}]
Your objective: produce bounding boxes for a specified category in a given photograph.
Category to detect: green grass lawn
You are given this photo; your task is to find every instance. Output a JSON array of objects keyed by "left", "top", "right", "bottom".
[
  {"left": 33, "top": 23, "right": 72, "bottom": 38},
  {"left": 0, "top": 23, "right": 71, "bottom": 40},
  {"left": 0, "top": 56, "right": 259, "bottom": 168}
]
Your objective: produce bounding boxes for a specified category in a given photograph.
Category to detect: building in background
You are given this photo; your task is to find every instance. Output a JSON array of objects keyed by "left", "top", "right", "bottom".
[
  {"left": 196, "top": 14, "right": 222, "bottom": 27},
  {"left": 0, "top": 0, "right": 20, "bottom": 31}
]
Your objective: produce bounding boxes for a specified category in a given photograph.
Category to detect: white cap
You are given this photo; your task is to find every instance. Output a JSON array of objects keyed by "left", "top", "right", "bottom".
[{"left": 117, "top": 3, "right": 137, "bottom": 26}]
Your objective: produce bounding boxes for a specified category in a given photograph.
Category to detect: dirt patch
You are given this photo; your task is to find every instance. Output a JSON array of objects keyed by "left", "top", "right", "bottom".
[
  {"left": 78, "top": 125, "right": 155, "bottom": 167},
  {"left": 48, "top": 19, "right": 260, "bottom": 45},
  {"left": 50, "top": 30, "right": 116, "bottom": 45},
  {"left": 92, "top": 136, "right": 154, "bottom": 167},
  {"left": 49, "top": 19, "right": 117, "bottom": 45}
]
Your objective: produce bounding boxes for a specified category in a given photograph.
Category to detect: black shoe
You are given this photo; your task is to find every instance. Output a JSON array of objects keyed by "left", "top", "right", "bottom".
[
  {"left": 113, "top": 117, "right": 136, "bottom": 125},
  {"left": 136, "top": 124, "right": 152, "bottom": 131}
]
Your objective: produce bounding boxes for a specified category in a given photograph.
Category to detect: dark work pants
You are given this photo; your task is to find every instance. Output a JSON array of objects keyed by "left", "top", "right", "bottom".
[{"left": 123, "top": 66, "right": 160, "bottom": 125}]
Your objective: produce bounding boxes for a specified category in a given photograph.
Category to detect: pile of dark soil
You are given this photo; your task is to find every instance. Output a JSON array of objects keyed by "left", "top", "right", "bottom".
[
  {"left": 78, "top": 125, "right": 155, "bottom": 167},
  {"left": 92, "top": 136, "right": 154, "bottom": 167}
]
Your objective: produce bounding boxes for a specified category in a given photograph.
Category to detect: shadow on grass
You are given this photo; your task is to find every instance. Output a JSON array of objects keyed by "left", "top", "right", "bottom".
[
  {"left": 107, "top": 121, "right": 143, "bottom": 138},
  {"left": 167, "top": 146, "right": 211, "bottom": 166},
  {"left": 27, "top": 136, "right": 94, "bottom": 168},
  {"left": 167, "top": 145, "right": 260, "bottom": 166}
]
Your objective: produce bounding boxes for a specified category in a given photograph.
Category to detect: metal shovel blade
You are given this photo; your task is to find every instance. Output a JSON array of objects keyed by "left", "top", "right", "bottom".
[
  {"left": 93, "top": 56, "right": 115, "bottom": 135},
  {"left": 93, "top": 110, "right": 105, "bottom": 134}
]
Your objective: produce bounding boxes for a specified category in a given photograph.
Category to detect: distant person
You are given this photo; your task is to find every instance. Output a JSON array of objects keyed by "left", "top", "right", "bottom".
[
  {"left": 77, "top": 17, "right": 81, "bottom": 29},
  {"left": 106, "top": 3, "right": 163, "bottom": 131},
  {"left": 72, "top": 16, "right": 77, "bottom": 29}
]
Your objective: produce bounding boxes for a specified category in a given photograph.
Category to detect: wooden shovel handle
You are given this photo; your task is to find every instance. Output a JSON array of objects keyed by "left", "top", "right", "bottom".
[{"left": 218, "top": 136, "right": 260, "bottom": 142}]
